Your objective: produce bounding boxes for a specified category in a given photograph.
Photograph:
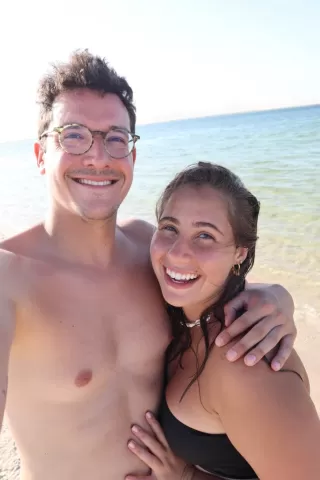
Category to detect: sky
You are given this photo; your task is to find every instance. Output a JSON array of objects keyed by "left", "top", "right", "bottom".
[{"left": 0, "top": 0, "right": 319, "bottom": 142}]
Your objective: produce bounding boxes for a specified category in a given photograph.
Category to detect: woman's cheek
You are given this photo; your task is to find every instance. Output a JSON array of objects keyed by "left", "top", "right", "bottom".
[{"left": 150, "top": 233, "right": 166, "bottom": 267}]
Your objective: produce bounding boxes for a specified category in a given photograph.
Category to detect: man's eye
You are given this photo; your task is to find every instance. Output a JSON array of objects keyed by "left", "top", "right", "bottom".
[
  {"left": 65, "top": 133, "right": 83, "bottom": 139},
  {"left": 107, "top": 136, "right": 127, "bottom": 144}
]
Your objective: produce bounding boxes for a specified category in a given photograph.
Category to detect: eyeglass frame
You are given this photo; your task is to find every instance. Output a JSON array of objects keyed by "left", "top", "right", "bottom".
[{"left": 39, "top": 123, "right": 140, "bottom": 158}]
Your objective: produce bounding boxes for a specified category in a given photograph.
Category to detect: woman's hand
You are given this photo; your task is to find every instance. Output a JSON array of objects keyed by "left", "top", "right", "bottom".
[
  {"left": 126, "top": 412, "right": 194, "bottom": 480},
  {"left": 215, "top": 283, "right": 296, "bottom": 370}
]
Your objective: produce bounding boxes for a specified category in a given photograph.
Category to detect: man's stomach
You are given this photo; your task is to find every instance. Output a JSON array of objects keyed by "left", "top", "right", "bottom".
[
  {"left": 6, "top": 388, "right": 158, "bottom": 480},
  {"left": 18, "top": 437, "right": 150, "bottom": 480}
]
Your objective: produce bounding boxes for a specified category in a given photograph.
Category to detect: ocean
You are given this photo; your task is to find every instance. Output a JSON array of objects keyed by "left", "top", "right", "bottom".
[{"left": 0, "top": 105, "right": 319, "bottom": 324}]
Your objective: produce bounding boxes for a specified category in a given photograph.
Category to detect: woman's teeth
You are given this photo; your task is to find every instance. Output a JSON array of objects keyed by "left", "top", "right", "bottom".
[{"left": 166, "top": 268, "right": 198, "bottom": 282}]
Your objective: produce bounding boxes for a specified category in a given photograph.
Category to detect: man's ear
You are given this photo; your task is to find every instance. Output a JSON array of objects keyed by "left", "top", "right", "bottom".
[
  {"left": 132, "top": 147, "right": 137, "bottom": 166},
  {"left": 34, "top": 141, "right": 46, "bottom": 175}
]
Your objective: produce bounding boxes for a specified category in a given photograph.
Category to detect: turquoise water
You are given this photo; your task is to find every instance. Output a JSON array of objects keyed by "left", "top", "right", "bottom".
[{"left": 0, "top": 105, "right": 319, "bottom": 317}]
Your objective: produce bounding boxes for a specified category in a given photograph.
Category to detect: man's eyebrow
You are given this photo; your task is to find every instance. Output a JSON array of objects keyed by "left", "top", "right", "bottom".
[
  {"left": 109, "top": 125, "right": 131, "bottom": 133},
  {"left": 59, "top": 123, "right": 131, "bottom": 132}
]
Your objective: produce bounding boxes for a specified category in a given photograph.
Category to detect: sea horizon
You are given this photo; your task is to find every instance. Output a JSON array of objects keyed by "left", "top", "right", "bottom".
[
  {"left": 137, "top": 103, "right": 320, "bottom": 128},
  {"left": 0, "top": 102, "right": 319, "bottom": 146}
]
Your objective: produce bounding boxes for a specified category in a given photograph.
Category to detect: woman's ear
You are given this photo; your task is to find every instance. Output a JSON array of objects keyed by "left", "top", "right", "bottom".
[{"left": 235, "top": 246, "right": 248, "bottom": 265}]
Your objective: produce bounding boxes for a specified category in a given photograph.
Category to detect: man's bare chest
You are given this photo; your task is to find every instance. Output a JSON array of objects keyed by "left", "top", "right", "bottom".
[{"left": 11, "top": 266, "right": 171, "bottom": 400}]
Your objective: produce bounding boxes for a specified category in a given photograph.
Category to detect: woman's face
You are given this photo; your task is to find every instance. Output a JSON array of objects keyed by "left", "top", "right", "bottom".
[{"left": 150, "top": 185, "right": 247, "bottom": 321}]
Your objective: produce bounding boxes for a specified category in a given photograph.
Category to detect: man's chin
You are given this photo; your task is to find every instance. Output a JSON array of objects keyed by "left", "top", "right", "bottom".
[
  {"left": 80, "top": 210, "right": 118, "bottom": 223},
  {"left": 73, "top": 204, "right": 119, "bottom": 223}
]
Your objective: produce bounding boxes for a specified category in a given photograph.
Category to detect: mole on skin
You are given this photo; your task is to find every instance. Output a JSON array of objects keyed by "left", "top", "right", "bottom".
[{"left": 75, "top": 369, "right": 93, "bottom": 387}]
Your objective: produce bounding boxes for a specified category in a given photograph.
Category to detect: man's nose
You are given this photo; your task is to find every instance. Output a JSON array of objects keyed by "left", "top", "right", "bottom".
[{"left": 82, "top": 135, "right": 112, "bottom": 169}]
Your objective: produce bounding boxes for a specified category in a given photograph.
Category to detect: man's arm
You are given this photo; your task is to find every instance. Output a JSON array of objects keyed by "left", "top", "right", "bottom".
[
  {"left": 246, "top": 281, "right": 294, "bottom": 317},
  {"left": 215, "top": 282, "right": 297, "bottom": 370},
  {"left": 0, "top": 296, "right": 15, "bottom": 428},
  {"left": 0, "top": 249, "right": 18, "bottom": 429}
]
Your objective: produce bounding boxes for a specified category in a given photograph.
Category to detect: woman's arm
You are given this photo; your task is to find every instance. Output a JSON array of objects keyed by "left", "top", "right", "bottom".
[{"left": 212, "top": 347, "right": 320, "bottom": 479}]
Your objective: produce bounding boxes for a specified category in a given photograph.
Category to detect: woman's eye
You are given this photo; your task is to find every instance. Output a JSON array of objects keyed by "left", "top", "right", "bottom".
[
  {"left": 159, "top": 225, "right": 177, "bottom": 233},
  {"left": 198, "top": 232, "right": 215, "bottom": 241}
]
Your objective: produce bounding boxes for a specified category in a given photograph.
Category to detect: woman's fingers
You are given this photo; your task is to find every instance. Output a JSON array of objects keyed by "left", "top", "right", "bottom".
[
  {"left": 128, "top": 437, "right": 162, "bottom": 471},
  {"left": 145, "top": 411, "right": 170, "bottom": 448},
  {"left": 131, "top": 423, "right": 166, "bottom": 460}
]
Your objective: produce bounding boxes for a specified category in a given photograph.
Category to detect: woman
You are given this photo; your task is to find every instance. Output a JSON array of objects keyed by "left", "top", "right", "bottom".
[{"left": 126, "top": 162, "right": 320, "bottom": 480}]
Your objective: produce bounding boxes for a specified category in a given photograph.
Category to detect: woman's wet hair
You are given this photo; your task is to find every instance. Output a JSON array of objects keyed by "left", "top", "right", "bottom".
[{"left": 156, "top": 162, "right": 260, "bottom": 399}]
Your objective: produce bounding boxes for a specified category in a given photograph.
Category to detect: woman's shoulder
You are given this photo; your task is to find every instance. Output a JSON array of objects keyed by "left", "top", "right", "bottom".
[
  {"left": 203, "top": 339, "right": 310, "bottom": 411},
  {"left": 201, "top": 341, "right": 320, "bottom": 480}
]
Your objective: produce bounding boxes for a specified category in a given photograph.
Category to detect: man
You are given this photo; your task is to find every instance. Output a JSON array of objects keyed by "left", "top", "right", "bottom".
[{"left": 0, "top": 50, "right": 296, "bottom": 480}]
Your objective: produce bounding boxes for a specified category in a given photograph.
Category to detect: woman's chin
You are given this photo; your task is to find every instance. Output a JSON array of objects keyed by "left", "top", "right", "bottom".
[
  {"left": 167, "top": 299, "right": 185, "bottom": 308},
  {"left": 159, "top": 289, "right": 189, "bottom": 309}
]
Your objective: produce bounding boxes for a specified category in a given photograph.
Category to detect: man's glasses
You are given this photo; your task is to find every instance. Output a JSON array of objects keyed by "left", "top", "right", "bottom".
[{"left": 40, "top": 124, "right": 140, "bottom": 159}]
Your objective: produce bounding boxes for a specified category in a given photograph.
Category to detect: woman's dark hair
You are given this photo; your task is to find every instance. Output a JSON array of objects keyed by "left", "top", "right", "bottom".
[
  {"left": 36, "top": 49, "right": 136, "bottom": 139},
  {"left": 156, "top": 162, "right": 260, "bottom": 399}
]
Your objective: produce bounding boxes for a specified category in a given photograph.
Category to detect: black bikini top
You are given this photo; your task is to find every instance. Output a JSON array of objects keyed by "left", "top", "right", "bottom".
[{"left": 159, "top": 395, "right": 258, "bottom": 479}]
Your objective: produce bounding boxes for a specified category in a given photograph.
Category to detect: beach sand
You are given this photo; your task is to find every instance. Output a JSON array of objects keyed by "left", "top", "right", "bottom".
[{"left": 0, "top": 233, "right": 319, "bottom": 479}]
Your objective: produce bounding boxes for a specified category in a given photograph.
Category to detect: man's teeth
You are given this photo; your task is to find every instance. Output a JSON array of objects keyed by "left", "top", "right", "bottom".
[
  {"left": 77, "top": 179, "right": 112, "bottom": 186},
  {"left": 166, "top": 268, "right": 198, "bottom": 281}
]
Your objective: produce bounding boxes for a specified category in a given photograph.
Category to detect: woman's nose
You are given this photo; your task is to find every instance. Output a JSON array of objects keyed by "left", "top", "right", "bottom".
[{"left": 167, "top": 237, "right": 193, "bottom": 264}]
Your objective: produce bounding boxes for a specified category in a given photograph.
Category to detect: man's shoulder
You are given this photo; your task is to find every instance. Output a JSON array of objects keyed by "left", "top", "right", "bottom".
[
  {"left": 118, "top": 218, "right": 156, "bottom": 246},
  {"left": 0, "top": 246, "right": 18, "bottom": 272},
  {"left": 0, "top": 246, "right": 22, "bottom": 300},
  {"left": 0, "top": 233, "right": 25, "bottom": 270},
  {"left": 0, "top": 225, "right": 44, "bottom": 296},
  {"left": 0, "top": 224, "right": 43, "bottom": 255}
]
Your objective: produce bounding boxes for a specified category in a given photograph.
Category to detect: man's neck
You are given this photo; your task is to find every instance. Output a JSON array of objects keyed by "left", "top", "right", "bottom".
[{"left": 44, "top": 208, "right": 118, "bottom": 268}]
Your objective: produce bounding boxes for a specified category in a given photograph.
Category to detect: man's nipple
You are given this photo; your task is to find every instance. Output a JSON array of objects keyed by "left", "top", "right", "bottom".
[{"left": 75, "top": 369, "right": 93, "bottom": 387}]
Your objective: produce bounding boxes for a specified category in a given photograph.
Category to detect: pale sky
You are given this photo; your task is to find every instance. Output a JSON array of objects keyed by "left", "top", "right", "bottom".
[{"left": 0, "top": 0, "right": 319, "bottom": 142}]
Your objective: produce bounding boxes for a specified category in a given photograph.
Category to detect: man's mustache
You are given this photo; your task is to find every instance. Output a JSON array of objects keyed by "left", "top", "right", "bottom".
[{"left": 67, "top": 169, "right": 122, "bottom": 179}]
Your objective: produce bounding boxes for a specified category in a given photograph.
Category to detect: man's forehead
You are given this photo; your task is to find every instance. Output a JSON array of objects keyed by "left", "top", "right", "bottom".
[{"left": 51, "top": 90, "right": 130, "bottom": 128}]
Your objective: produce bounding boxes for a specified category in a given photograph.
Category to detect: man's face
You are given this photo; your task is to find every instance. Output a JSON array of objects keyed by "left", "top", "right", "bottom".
[{"left": 34, "top": 89, "right": 136, "bottom": 222}]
